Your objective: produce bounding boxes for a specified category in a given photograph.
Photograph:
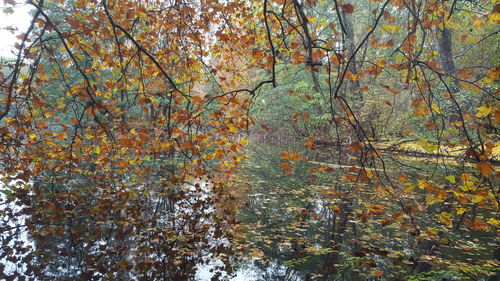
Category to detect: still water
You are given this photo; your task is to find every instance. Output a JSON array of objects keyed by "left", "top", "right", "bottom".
[{"left": 198, "top": 139, "right": 498, "bottom": 281}]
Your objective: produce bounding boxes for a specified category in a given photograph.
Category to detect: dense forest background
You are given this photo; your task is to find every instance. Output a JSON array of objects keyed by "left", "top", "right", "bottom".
[{"left": 0, "top": 0, "right": 498, "bottom": 280}]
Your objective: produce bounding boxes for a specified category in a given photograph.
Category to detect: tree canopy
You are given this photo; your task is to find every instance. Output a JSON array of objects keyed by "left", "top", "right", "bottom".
[{"left": 0, "top": 0, "right": 498, "bottom": 280}]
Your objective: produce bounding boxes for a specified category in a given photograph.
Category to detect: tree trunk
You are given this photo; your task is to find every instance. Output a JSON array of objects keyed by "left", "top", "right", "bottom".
[
  {"left": 292, "top": 0, "right": 322, "bottom": 92},
  {"left": 435, "top": 24, "right": 461, "bottom": 123},
  {"left": 342, "top": 5, "right": 365, "bottom": 140},
  {"left": 435, "top": 26, "right": 457, "bottom": 76}
]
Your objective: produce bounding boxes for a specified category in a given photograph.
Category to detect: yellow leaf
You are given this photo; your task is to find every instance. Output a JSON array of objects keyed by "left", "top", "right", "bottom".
[
  {"left": 487, "top": 218, "right": 500, "bottom": 226},
  {"left": 381, "top": 24, "right": 402, "bottom": 33},
  {"left": 431, "top": 104, "right": 442, "bottom": 114},
  {"left": 444, "top": 175, "right": 455, "bottom": 183},
  {"left": 427, "top": 227, "right": 438, "bottom": 235},
  {"left": 476, "top": 105, "right": 492, "bottom": 118},
  {"left": 426, "top": 194, "right": 444, "bottom": 206},
  {"left": 472, "top": 194, "right": 485, "bottom": 204},
  {"left": 438, "top": 212, "right": 453, "bottom": 227},
  {"left": 456, "top": 208, "right": 467, "bottom": 215}
]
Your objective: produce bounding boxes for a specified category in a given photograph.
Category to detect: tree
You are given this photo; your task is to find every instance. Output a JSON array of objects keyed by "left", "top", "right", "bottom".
[
  {"left": 0, "top": 0, "right": 261, "bottom": 279},
  {"left": 0, "top": 0, "right": 498, "bottom": 280}
]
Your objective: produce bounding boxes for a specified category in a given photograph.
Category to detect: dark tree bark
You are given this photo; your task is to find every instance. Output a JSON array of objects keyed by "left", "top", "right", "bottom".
[
  {"left": 435, "top": 26, "right": 457, "bottom": 76},
  {"left": 292, "top": 0, "right": 322, "bottom": 93}
]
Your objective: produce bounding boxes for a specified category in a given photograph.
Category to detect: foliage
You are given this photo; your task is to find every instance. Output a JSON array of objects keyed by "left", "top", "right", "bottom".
[{"left": 0, "top": 0, "right": 498, "bottom": 280}]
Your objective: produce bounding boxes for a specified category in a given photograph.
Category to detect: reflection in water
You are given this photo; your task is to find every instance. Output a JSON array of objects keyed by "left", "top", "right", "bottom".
[
  {"left": 3, "top": 139, "right": 497, "bottom": 280},
  {"left": 226, "top": 140, "right": 498, "bottom": 281}
]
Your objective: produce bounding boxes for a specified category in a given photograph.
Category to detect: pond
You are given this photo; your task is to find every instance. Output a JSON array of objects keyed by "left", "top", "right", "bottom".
[
  {"left": 202, "top": 139, "right": 499, "bottom": 281},
  {"left": 1, "top": 138, "right": 497, "bottom": 280}
]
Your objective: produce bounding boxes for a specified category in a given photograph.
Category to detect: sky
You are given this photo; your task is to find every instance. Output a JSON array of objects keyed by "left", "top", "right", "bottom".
[{"left": 0, "top": 3, "right": 33, "bottom": 58}]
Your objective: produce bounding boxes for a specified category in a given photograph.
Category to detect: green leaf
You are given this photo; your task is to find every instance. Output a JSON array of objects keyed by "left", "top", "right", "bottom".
[
  {"left": 444, "top": 175, "right": 456, "bottom": 183},
  {"left": 2, "top": 7, "right": 14, "bottom": 14},
  {"left": 0, "top": 189, "right": 12, "bottom": 197}
]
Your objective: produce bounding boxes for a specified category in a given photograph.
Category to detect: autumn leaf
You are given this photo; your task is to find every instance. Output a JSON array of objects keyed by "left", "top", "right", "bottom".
[
  {"left": 281, "top": 151, "right": 303, "bottom": 161},
  {"left": 381, "top": 24, "right": 401, "bottom": 33},
  {"left": 304, "top": 136, "right": 315, "bottom": 149},
  {"left": 380, "top": 84, "right": 399, "bottom": 94},
  {"left": 380, "top": 218, "right": 393, "bottom": 226},
  {"left": 487, "top": 218, "right": 500, "bottom": 227},
  {"left": 477, "top": 162, "right": 494, "bottom": 177},
  {"left": 476, "top": 105, "right": 492, "bottom": 118},
  {"left": 330, "top": 205, "right": 340, "bottom": 212},
  {"left": 464, "top": 219, "right": 490, "bottom": 231},
  {"left": 346, "top": 142, "right": 362, "bottom": 152},
  {"left": 367, "top": 205, "right": 385, "bottom": 215},
  {"left": 396, "top": 175, "right": 409, "bottom": 182},
  {"left": 437, "top": 212, "right": 453, "bottom": 227},
  {"left": 418, "top": 180, "right": 437, "bottom": 192},
  {"left": 431, "top": 104, "right": 442, "bottom": 114},
  {"left": 302, "top": 112, "right": 310, "bottom": 121},
  {"left": 281, "top": 162, "right": 293, "bottom": 174},
  {"left": 444, "top": 175, "right": 456, "bottom": 183},
  {"left": 370, "top": 271, "right": 383, "bottom": 277},
  {"left": 342, "top": 4, "right": 355, "bottom": 13},
  {"left": 35, "top": 120, "right": 49, "bottom": 129}
]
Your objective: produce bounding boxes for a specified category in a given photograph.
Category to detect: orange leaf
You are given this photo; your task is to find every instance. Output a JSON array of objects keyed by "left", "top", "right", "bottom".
[
  {"left": 346, "top": 142, "right": 362, "bottom": 152},
  {"left": 304, "top": 136, "right": 315, "bottom": 149},
  {"left": 437, "top": 190, "right": 447, "bottom": 199},
  {"left": 302, "top": 112, "right": 310, "bottom": 121},
  {"left": 380, "top": 218, "right": 393, "bottom": 226},
  {"left": 367, "top": 205, "right": 385, "bottom": 215},
  {"left": 380, "top": 84, "right": 400, "bottom": 94},
  {"left": 288, "top": 152, "right": 303, "bottom": 161},
  {"left": 310, "top": 212, "right": 318, "bottom": 219},
  {"left": 477, "top": 162, "right": 494, "bottom": 177},
  {"left": 331, "top": 205, "right": 340, "bottom": 212},
  {"left": 396, "top": 175, "right": 409, "bottom": 182},
  {"left": 35, "top": 120, "right": 49, "bottom": 129},
  {"left": 464, "top": 218, "right": 490, "bottom": 231},
  {"left": 281, "top": 162, "right": 293, "bottom": 174}
]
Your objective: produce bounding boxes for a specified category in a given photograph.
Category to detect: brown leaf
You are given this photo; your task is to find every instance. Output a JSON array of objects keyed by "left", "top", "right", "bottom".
[
  {"left": 342, "top": 4, "right": 355, "bottom": 13},
  {"left": 346, "top": 142, "right": 362, "bottom": 152},
  {"left": 302, "top": 112, "right": 310, "bottom": 121},
  {"left": 477, "top": 162, "right": 494, "bottom": 177},
  {"left": 281, "top": 162, "right": 293, "bottom": 174}
]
